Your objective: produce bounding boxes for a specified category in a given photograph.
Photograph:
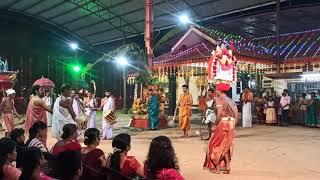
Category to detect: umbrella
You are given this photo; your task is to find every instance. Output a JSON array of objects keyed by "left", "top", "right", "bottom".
[{"left": 33, "top": 77, "right": 55, "bottom": 88}]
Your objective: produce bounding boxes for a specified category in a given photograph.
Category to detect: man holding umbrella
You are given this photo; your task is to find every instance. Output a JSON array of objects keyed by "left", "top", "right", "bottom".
[{"left": 25, "top": 85, "right": 53, "bottom": 132}]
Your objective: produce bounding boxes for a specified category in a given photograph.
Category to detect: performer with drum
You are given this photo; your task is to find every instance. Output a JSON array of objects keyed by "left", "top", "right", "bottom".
[
  {"left": 203, "top": 88, "right": 216, "bottom": 140},
  {"left": 71, "top": 90, "right": 84, "bottom": 117},
  {"left": 84, "top": 91, "right": 98, "bottom": 129},
  {"left": 52, "top": 84, "right": 77, "bottom": 139},
  {"left": 100, "top": 91, "right": 115, "bottom": 140}
]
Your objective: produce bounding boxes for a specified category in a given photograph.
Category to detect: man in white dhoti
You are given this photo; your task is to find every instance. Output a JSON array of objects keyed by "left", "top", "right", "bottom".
[
  {"left": 71, "top": 90, "right": 84, "bottom": 117},
  {"left": 203, "top": 89, "right": 216, "bottom": 140},
  {"left": 84, "top": 91, "right": 98, "bottom": 129},
  {"left": 100, "top": 91, "right": 115, "bottom": 140},
  {"left": 43, "top": 91, "right": 52, "bottom": 127},
  {"left": 51, "top": 84, "right": 76, "bottom": 139},
  {"left": 242, "top": 88, "right": 253, "bottom": 128}
]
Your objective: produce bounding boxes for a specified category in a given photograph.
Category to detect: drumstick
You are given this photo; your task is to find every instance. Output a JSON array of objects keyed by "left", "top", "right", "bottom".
[{"left": 171, "top": 105, "right": 179, "bottom": 128}]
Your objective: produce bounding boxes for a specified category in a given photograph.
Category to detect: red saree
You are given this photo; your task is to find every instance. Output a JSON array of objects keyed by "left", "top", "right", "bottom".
[
  {"left": 81, "top": 148, "right": 105, "bottom": 170},
  {"left": 51, "top": 140, "right": 81, "bottom": 156},
  {"left": 120, "top": 156, "right": 141, "bottom": 178},
  {"left": 81, "top": 148, "right": 105, "bottom": 180},
  {"left": 203, "top": 95, "right": 237, "bottom": 171}
]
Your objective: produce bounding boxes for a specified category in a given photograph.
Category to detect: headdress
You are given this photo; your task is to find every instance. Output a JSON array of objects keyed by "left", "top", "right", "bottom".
[
  {"left": 6, "top": 89, "right": 16, "bottom": 95},
  {"left": 207, "top": 44, "right": 237, "bottom": 92}
]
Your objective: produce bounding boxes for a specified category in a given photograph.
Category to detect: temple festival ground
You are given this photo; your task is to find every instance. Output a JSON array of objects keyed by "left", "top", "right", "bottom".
[{"left": 2, "top": 113, "right": 320, "bottom": 180}]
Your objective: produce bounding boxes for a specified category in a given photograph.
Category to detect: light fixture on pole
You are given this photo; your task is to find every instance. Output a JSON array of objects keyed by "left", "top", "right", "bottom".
[
  {"left": 73, "top": 65, "right": 81, "bottom": 72},
  {"left": 116, "top": 56, "right": 128, "bottom": 66},
  {"left": 69, "top": 42, "right": 79, "bottom": 50},
  {"left": 116, "top": 56, "right": 129, "bottom": 112},
  {"left": 179, "top": 15, "right": 191, "bottom": 24}
]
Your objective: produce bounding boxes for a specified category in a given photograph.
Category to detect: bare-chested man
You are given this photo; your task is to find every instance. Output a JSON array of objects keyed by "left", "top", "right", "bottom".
[
  {"left": 0, "top": 89, "right": 21, "bottom": 137},
  {"left": 25, "top": 85, "right": 53, "bottom": 132},
  {"left": 52, "top": 84, "right": 77, "bottom": 139}
]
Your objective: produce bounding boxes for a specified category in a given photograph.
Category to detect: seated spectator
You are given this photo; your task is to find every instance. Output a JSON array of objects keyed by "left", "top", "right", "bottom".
[
  {"left": 26, "top": 121, "right": 48, "bottom": 153},
  {"left": 51, "top": 124, "right": 81, "bottom": 156},
  {"left": 0, "top": 137, "right": 21, "bottom": 180},
  {"left": 10, "top": 128, "right": 26, "bottom": 168},
  {"left": 144, "top": 136, "right": 184, "bottom": 180},
  {"left": 107, "top": 133, "right": 144, "bottom": 178},
  {"left": 56, "top": 150, "right": 82, "bottom": 180},
  {"left": 81, "top": 128, "right": 106, "bottom": 171},
  {"left": 19, "top": 147, "right": 54, "bottom": 180}
]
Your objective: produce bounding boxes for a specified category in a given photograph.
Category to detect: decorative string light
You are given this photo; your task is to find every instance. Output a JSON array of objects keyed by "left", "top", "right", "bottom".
[
  {"left": 285, "top": 34, "right": 306, "bottom": 59},
  {"left": 155, "top": 42, "right": 210, "bottom": 64},
  {"left": 254, "top": 28, "right": 320, "bottom": 40},
  {"left": 312, "top": 61, "right": 315, "bottom": 69},
  {"left": 20, "top": 56, "right": 23, "bottom": 95},
  {"left": 47, "top": 56, "right": 50, "bottom": 78},
  {"left": 313, "top": 45, "right": 320, "bottom": 56},
  {"left": 303, "top": 41, "right": 316, "bottom": 56},
  {"left": 294, "top": 37, "right": 311, "bottom": 58},
  {"left": 29, "top": 58, "right": 32, "bottom": 88}
]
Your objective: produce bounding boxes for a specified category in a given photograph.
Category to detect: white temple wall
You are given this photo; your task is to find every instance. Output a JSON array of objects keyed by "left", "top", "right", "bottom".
[{"left": 176, "top": 76, "right": 199, "bottom": 105}]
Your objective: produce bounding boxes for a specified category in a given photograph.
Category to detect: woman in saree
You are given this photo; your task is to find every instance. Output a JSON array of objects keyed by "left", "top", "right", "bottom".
[
  {"left": 51, "top": 124, "right": 81, "bottom": 156},
  {"left": 147, "top": 89, "right": 160, "bottom": 130},
  {"left": 306, "top": 92, "right": 319, "bottom": 127},
  {"left": 203, "top": 84, "right": 238, "bottom": 174},
  {"left": 81, "top": 128, "right": 106, "bottom": 172},
  {"left": 107, "top": 133, "right": 144, "bottom": 178}
]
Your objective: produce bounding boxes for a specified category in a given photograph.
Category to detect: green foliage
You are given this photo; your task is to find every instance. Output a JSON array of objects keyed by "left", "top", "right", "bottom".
[
  {"left": 135, "top": 70, "right": 167, "bottom": 89},
  {"left": 81, "top": 43, "right": 146, "bottom": 78},
  {"left": 154, "top": 27, "right": 182, "bottom": 50}
]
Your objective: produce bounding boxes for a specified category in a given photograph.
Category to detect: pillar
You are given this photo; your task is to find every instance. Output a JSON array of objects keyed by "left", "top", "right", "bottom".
[{"left": 168, "top": 75, "right": 176, "bottom": 116}]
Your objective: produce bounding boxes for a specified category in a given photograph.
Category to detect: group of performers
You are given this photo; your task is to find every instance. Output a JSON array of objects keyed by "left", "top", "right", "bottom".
[
  {"left": 0, "top": 83, "right": 116, "bottom": 141},
  {"left": 175, "top": 83, "right": 237, "bottom": 174}
]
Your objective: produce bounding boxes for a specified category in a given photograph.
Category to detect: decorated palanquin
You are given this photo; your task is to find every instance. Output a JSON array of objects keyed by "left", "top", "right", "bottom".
[{"left": 207, "top": 45, "right": 237, "bottom": 90}]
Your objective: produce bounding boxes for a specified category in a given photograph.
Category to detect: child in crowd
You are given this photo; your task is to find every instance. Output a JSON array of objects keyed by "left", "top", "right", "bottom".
[
  {"left": 26, "top": 121, "right": 48, "bottom": 153},
  {"left": 266, "top": 96, "right": 277, "bottom": 125}
]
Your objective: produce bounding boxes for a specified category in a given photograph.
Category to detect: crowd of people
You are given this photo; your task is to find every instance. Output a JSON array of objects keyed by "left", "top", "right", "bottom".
[
  {"left": 0, "top": 83, "right": 188, "bottom": 179},
  {"left": 241, "top": 88, "right": 319, "bottom": 127},
  {"left": 0, "top": 81, "right": 240, "bottom": 178},
  {"left": 0, "top": 123, "right": 184, "bottom": 180}
]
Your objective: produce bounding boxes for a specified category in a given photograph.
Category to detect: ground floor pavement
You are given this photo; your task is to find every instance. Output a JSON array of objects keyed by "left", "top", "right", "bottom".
[{"left": 2, "top": 113, "right": 320, "bottom": 179}]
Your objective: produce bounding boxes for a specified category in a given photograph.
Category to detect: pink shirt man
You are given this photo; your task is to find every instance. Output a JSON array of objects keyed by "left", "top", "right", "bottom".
[{"left": 280, "top": 95, "right": 291, "bottom": 110}]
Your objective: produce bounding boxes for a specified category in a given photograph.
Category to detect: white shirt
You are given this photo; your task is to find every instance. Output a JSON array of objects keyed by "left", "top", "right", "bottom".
[
  {"left": 280, "top": 95, "right": 291, "bottom": 110},
  {"left": 103, "top": 97, "right": 115, "bottom": 114},
  {"left": 43, "top": 96, "right": 52, "bottom": 107}
]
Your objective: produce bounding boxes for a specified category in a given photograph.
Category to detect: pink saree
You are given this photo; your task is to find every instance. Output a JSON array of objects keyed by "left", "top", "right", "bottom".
[{"left": 25, "top": 98, "right": 47, "bottom": 131}]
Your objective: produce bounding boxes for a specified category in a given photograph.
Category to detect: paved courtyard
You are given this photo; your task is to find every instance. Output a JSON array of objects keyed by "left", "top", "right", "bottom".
[{"left": 2, "top": 114, "right": 320, "bottom": 180}]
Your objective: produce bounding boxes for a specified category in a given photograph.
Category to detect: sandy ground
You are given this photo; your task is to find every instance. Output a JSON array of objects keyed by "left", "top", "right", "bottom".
[{"left": 2, "top": 114, "right": 320, "bottom": 180}]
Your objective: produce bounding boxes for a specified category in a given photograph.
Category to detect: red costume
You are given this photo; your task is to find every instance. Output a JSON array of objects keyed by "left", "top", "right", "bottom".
[{"left": 204, "top": 45, "right": 238, "bottom": 173}]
